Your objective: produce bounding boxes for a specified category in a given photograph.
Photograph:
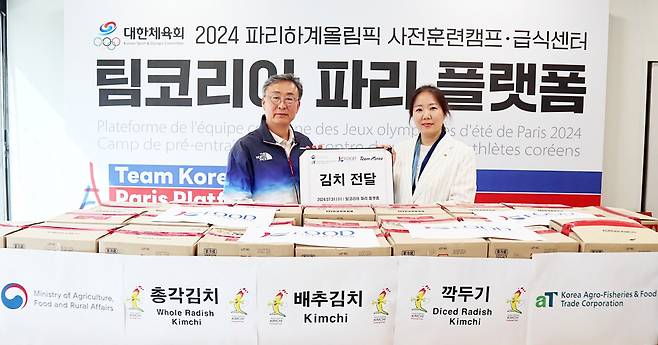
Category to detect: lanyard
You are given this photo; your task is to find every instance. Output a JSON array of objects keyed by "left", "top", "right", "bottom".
[{"left": 411, "top": 127, "right": 446, "bottom": 195}]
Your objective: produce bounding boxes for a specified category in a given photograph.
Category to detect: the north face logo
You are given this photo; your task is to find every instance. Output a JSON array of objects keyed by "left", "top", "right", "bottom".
[{"left": 256, "top": 152, "right": 273, "bottom": 161}]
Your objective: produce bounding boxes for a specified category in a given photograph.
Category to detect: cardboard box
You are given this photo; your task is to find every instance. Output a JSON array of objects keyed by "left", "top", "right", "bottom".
[
  {"left": 503, "top": 203, "right": 571, "bottom": 209},
  {"left": 270, "top": 218, "right": 297, "bottom": 226},
  {"left": 0, "top": 222, "right": 38, "bottom": 248},
  {"left": 126, "top": 210, "right": 212, "bottom": 227},
  {"left": 487, "top": 226, "right": 579, "bottom": 258},
  {"left": 587, "top": 206, "right": 658, "bottom": 230},
  {"left": 98, "top": 224, "right": 209, "bottom": 256},
  {"left": 86, "top": 203, "right": 153, "bottom": 214},
  {"left": 441, "top": 203, "right": 511, "bottom": 215},
  {"left": 237, "top": 203, "right": 303, "bottom": 226},
  {"left": 550, "top": 218, "right": 658, "bottom": 252},
  {"left": 382, "top": 224, "right": 488, "bottom": 257},
  {"left": 48, "top": 210, "right": 142, "bottom": 225},
  {"left": 377, "top": 214, "right": 456, "bottom": 227},
  {"left": 302, "top": 218, "right": 379, "bottom": 229},
  {"left": 295, "top": 229, "right": 391, "bottom": 257},
  {"left": 196, "top": 228, "right": 294, "bottom": 257},
  {"left": 373, "top": 204, "right": 451, "bottom": 220},
  {"left": 303, "top": 206, "right": 375, "bottom": 221},
  {"left": 6, "top": 222, "right": 118, "bottom": 253}
]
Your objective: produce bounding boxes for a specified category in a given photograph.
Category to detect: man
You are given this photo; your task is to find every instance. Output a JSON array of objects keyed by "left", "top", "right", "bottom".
[{"left": 223, "top": 73, "right": 313, "bottom": 203}]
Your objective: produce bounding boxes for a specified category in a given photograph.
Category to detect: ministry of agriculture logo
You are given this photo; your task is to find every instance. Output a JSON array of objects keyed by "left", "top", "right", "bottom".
[
  {"left": 94, "top": 21, "right": 121, "bottom": 51},
  {"left": 229, "top": 288, "right": 248, "bottom": 322},
  {"left": 126, "top": 286, "right": 144, "bottom": 320},
  {"left": 1, "top": 283, "right": 28, "bottom": 310}
]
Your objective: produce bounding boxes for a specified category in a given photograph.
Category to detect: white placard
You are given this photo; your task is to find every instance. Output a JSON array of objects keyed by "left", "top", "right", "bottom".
[
  {"left": 473, "top": 210, "right": 597, "bottom": 226},
  {"left": 526, "top": 253, "right": 658, "bottom": 345},
  {"left": 153, "top": 206, "right": 275, "bottom": 228},
  {"left": 239, "top": 226, "right": 380, "bottom": 248},
  {"left": 0, "top": 249, "right": 125, "bottom": 345},
  {"left": 403, "top": 222, "right": 546, "bottom": 241},
  {"left": 299, "top": 149, "right": 394, "bottom": 205},
  {"left": 123, "top": 256, "right": 257, "bottom": 345},
  {"left": 256, "top": 257, "right": 397, "bottom": 345},
  {"left": 393, "top": 257, "right": 532, "bottom": 345}
]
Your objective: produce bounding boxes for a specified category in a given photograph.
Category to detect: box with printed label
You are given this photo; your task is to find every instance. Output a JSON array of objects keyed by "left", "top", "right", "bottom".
[
  {"left": 237, "top": 203, "right": 303, "bottom": 226},
  {"left": 48, "top": 209, "right": 143, "bottom": 225},
  {"left": 550, "top": 218, "right": 658, "bottom": 252},
  {"left": 303, "top": 206, "right": 375, "bottom": 221},
  {"left": 196, "top": 228, "right": 294, "bottom": 257},
  {"left": 487, "top": 225, "right": 579, "bottom": 258},
  {"left": 382, "top": 223, "right": 488, "bottom": 257},
  {"left": 6, "top": 222, "right": 118, "bottom": 253},
  {"left": 302, "top": 218, "right": 379, "bottom": 228},
  {"left": 295, "top": 229, "right": 391, "bottom": 257},
  {"left": 98, "top": 224, "right": 209, "bottom": 256}
]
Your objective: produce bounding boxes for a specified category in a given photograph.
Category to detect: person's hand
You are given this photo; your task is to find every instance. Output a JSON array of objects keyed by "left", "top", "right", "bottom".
[{"left": 377, "top": 144, "right": 396, "bottom": 164}]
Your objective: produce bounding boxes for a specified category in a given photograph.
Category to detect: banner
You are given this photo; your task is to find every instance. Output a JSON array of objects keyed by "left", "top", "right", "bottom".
[
  {"left": 122, "top": 256, "right": 257, "bottom": 345},
  {"left": 7, "top": 0, "right": 609, "bottom": 220},
  {"left": 393, "top": 257, "right": 532, "bottom": 345},
  {"left": 526, "top": 252, "right": 658, "bottom": 345},
  {"left": 0, "top": 250, "right": 125, "bottom": 345},
  {"left": 255, "top": 257, "right": 398, "bottom": 345}
]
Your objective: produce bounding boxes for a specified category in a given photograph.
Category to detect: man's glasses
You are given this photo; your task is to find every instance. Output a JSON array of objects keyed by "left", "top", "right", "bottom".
[{"left": 266, "top": 94, "right": 299, "bottom": 105}]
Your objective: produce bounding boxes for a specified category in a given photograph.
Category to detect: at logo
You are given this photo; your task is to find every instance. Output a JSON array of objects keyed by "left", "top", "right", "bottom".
[
  {"left": 1, "top": 283, "right": 28, "bottom": 310},
  {"left": 535, "top": 291, "right": 558, "bottom": 308}
]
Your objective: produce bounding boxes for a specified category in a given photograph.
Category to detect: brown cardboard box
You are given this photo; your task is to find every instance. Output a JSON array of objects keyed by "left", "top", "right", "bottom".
[
  {"left": 487, "top": 226, "right": 579, "bottom": 258},
  {"left": 550, "top": 218, "right": 658, "bottom": 252},
  {"left": 302, "top": 218, "right": 379, "bottom": 229},
  {"left": 98, "top": 224, "right": 208, "bottom": 256},
  {"left": 126, "top": 210, "right": 211, "bottom": 227},
  {"left": 48, "top": 209, "right": 143, "bottom": 225},
  {"left": 373, "top": 204, "right": 451, "bottom": 220},
  {"left": 0, "top": 222, "right": 39, "bottom": 248},
  {"left": 196, "top": 228, "right": 294, "bottom": 257},
  {"left": 503, "top": 203, "right": 571, "bottom": 209},
  {"left": 441, "top": 203, "right": 511, "bottom": 215},
  {"left": 382, "top": 224, "right": 488, "bottom": 257},
  {"left": 585, "top": 206, "right": 658, "bottom": 230},
  {"left": 303, "top": 206, "right": 375, "bottom": 221},
  {"left": 86, "top": 203, "right": 153, "bottom": 214},
  {"left": 236, "top": 203, "right": 303, "bottom": 226},
  {"left": 295, "top": 229, "right": 391, "bottom": 257},
  {"left": 270, "top": 218, "right": 297, "bottom": 226},
  {"left": 377, "top": 215, "right": 456, "bottom": 227},
  {"left": 6, "top": 222, "right": 118, "bottom": 253}
]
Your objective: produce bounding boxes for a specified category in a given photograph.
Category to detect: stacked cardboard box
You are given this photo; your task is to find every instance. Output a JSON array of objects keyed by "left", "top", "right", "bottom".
[
  {"left": 487, "top": 225, "right": 579, "bottom": 258},
  {"left": 98, "top": 224, "right": 209, "bottom": 256},
  {"left": 549, "top": 218, "right": 658, "bottom": 252},
  {"left": 303, "top": 205, "right": 375, "bottom": 222},
  {"left": 196, "top": 227, "right": 294, "bottom": 257},
  {"left": 6, "top": 222, "right": 119, "bottom": 253},
  {"left": 295, "top": 229, "right": 391, "bottom": 257}
]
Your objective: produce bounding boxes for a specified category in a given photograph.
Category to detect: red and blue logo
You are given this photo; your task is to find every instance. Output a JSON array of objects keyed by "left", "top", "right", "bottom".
[
  {"left": 98, "top": 21, "right": 117, "bottom": 35},
  {"left": 1, "top": 283, "right": 28, "bottom": 310}
]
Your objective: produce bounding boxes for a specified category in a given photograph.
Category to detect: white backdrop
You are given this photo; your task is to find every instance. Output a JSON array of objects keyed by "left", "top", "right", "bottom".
[{"left": 8, "top": 0, "right": 609, "bottom": 220}]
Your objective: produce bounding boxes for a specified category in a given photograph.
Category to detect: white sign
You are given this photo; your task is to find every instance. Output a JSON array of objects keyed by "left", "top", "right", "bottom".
[
  {"left": 153, "top": 206, "right": 275, "bottom": 228},
  {"left": 239, "top": 226, "right": 380, "bottom": 248},
  {"left": 123, "top": 256, "right": 257, "bottom": 345},
  {"left": 299, "top": 148, "right": 394, "bottom": 205},
  {"left": 256, "top": 257, "right": 397, "bottom": 345},
  {"left": 473, "top": 210, "right": 597, "bottom": 226},
  {"left": 404, "top": 222, "right": 546, "bottom": 241},
  {"left": 393, "top": 257, "right": 532, "bottom": 345},
  {"left": 0, "top": 249, "right": 125, "bottom": 345},
  {"left": 526, "top": 252, "right": 658, "bottom": 345}
]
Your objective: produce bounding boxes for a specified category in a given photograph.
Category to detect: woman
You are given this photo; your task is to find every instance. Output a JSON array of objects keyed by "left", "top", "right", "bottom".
[{"left": 393, "top": 85, "right": 476, "bottom": 204}]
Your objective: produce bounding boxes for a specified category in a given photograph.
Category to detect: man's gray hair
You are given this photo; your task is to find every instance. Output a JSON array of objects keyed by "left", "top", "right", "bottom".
[{"left": 262, "top": 73, "right": 303, "bottom": 100}]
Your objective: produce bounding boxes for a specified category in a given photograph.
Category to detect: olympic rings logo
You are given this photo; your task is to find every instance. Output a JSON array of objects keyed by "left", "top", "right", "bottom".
[{"left": 93, "top": 36, "right": 121, "bottom": 51}]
